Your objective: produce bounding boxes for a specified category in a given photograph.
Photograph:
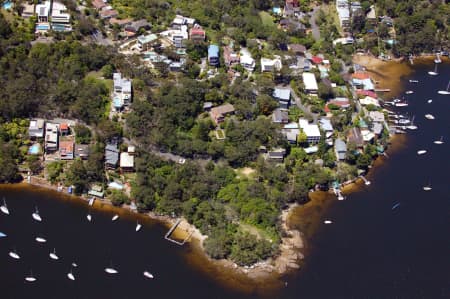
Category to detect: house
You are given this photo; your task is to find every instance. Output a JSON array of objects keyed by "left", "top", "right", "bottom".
[
  {"left": 311, "top": 56, "right": 323, "bottom": 65},
  {"left": 240, "top": 48, "right": 255, "bottom": 71},
  {"left": 283, "top": 0, "right": 300, "bottom": 17},
  {"left": 105, "top": 142, "right": 119, "bottom": 169},
  {"left": 273, "top": 87, "right": 291, "bottom": 109},
  {"left": 36, "top": 1, "right": 50, "bottom": 23},
  {"left": 361, "top": 129, "right": 375, "bottom": 142},
  {"left": 59, "top": 123, "right": 69, "bottom": 136},
  {"left": 372, "top": 122, "right": 383, "bottom": 136},
  {"left": 288, "top": 44, "right": 306, "bottom": 56},
  {"left": 124, "top": 19, "right": 151, "bottom": 36},
  {"left": 299, "top": 118, "right": 321, "bottom": 144},
  {"left": 369, "top": 111, "right": 385, "bottom": 123},
  {"left": 352, "top": 72, "right": 374, "bottom": 90},
  {"left": 272, "top": 109, "right": 289, "bottom": 124},
  {"left": 261, "top": 56, "right": 282, "bottom": 72},
  {"left": 334, "top": 139, "right": 347, "bottom": 161},
  {"left": 88, "top": 185, "right": 104, "bottom": 198},
  {"left": 336, "top": 0, "right": 350, "bottom": 30},
  {"left": 172, "top": 15, "right": 196, "bottom": 30},
  {"left": 210, "top": 104, "right": 235, "bottom": 124},
  {"left": 319, "top": 118, "right": 334, "bottom": 138},
  {"left": 100, "top": 8, "right": 118, "bottom": 20},
  {"left": 21, "top": 3, "right": 35, "bottom": 18},
  {"left": 283, "top": 122, "right": 300, "bottom": 144},
  {"left": 267, "top": 148, "right": 286, "bottom": 161},
  {"left": 137, "top": 34, "right": 158, "bottom": 51},
  {"left": 359, "top": 96, "right": 380, "bottom": 107},
  {"left": 29, "top": 119, "right": 45, "bottom": 138},
  {"left": 45, "top": 123, "right": 59, "bottom": 153},
  {"left": 203, "top": 102, "right": 213, "bottom": 111},
  {"left": 51, "top": 1, "right": 72, "bottom": 32},
  {"left": 347, "top": 127, "right": 364, "bottom": 148},
  {"left": 223, "top": 46, "right": 239, "bottom": 67},
  {"left": 92, "top": 0, "right": 106, "bottom": 10},
  {"left": 120, "top": 152, "right": 134, "bottom": 172},
  {"left": 380, "top": 16, "right": 394, "bottom": 27},
  {"left": 127, "top": 146, "right": 136, "bottom": 155},
  {"left": 110, "top": 18, "right": 133, "bottom": 27},
  {"left": 59, "top": 140, "right": 74, "bottom": 160},
  {"left": 366, "top": 5, "right": 377, "bottom": 24},
  {"left": 302, "top": 72, "right": 318, "bottom": 94},
  {"left": 325, "top": 97, "right": 350, "bottom": 113},
  {"left": 75, "top": 144, "right": 89, "bottom": 160},
  {"left": 189, "top": 25, "right": 206, "bottom": 42},
  {"left": 208, "top": 45, "right": 220, "bottom": 66},
  {"left": 112, "top": 73, "right": 132, "bottom": 111}
]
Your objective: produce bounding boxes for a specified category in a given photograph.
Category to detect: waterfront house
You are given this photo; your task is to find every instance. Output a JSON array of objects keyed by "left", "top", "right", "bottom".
[
  {"left": 45, "top": 123, "right": 59, "bottom": 153},
  {"left": 223, "top": 46, "right": 239, "bottom": 67},
  {"left": 273, "top": 87, "right": 291, "bottom": 109},
  {"left": 369, "top": 111, "right": 385, "bottom": 123},
  {"left": 74, "top": 144, "right": 89, "bottom": 160},
  {"left": 29, "top": 119, "right": 45, "bottom": 139},
  {"left": 120, "top": 152, "right": 135, "bottom": 172},
  {"left": 208, "top": 45, "right": 220, "bottom": 66},
  {"left": 272, "top": 109, "right": 289, "bottom": 124},
  {"left": 239, "top": 48, "right": 255, "bottom": 71},
  {"left": 334, "top": 138, "right": 347, "bottom": 161},
  {"left": 299, "top": 118, "right": 321, "bottom": 144},
  {"left": 347, "top": 127, "right": 364, "bottom": 148},
  {"left": 59, "top": 123, "right": 70, "bottom": 136},
  {"left": 210, "top": 104, "right": 235, "bottom": 125},
  {"left": 88, "top": 185, "right": 104, "bottom": 198},
  {"left": 359, "top": 96, "right": 380, "bottom": 107},
  {"left": 105, "top": 142, "right": 119, "bottom": 169},
  {"left": 59, "top": 140, "right": 74, "bottom": 160},
  {"left": 36, "top": 1, "right": 50, "bottom": 23},
  {"left": 261, "top": 56, "right": 282, "bottom": 72},
  {"left": 302, "top": 72, "right": 318, "bottom": 94}
]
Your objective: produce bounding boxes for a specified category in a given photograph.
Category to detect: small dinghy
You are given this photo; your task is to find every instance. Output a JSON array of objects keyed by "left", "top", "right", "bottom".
[
  {"left": 35, "top": 237, "right": 47, "bottom": 243},
  {"left": 0, "top": 232, "right": 6, "bottom": 238},
  {"left": 143, "top": 271, "right": 154, "bottom": 279},
  {"left": 405, "top": 90, "right": 414, "bottom": 94},
  {"left": 105, "top": 267, "right": 118, "bottom": 274},
  {"left": 427, "top": 99, "right": 433, "bottom": 103},
  {"left": 323, "top": 220, "right": 333, "bottom": 224},
  {"left": 87, "top": 214, "right": 92, "bottom": 222},
  {"left": 406, "top": 125, "right": 418, "bottom": 130},
  {"left": 25, "top": 271, "right": 37, "bottom": 282},
  {"left": 409, "top": 79, "right": 419, "bottom": 83},
  {"left": 392, "top": 203, "right": 401, "bottom": 210},
  {"left": 423, "top": 186, "right": 432, "bottom": 191},
  {"left": 72, "top": 262, "right": 78, "bottom": 267},
  {"left": 32, "top": 207, "right": 42, "bottom": 222},
  {"left": 434, "top": 136, "right": 444, "bottom": 145},
  {"left": 424, "top": 114, "right": 435, "bottom": 120},
  {"left": 67, "top": 270, "right": 75, "bottom": 281},
  {"left": 9, "top": 250, "right": 20, "bottom": 259},
  {"left": 0, "top": 198, "right": 10, "bottom": 215},
  {"left": 136, "top": 222, "right": 142, "bottom": 232},
  {"left": 49, "top": 249, "right": 59, "bottom": 260},
  {"left": 417, "top": 150, "right": 427, "bottom": 155},
  {"left": 112, "top": 214, "right": 119, "bottom": 221},
  {"left": 88, "top": 197, "right": 95, "bottom": 206}
]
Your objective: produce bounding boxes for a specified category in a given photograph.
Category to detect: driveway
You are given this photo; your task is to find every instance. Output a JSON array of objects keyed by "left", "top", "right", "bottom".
[{"left": 309, "top": 6, "right": 321, "bottom": 41}]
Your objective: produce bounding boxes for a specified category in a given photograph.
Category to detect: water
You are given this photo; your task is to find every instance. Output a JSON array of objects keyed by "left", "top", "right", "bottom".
[{"left": 1, "top": 62, "right": 449, "bottom": 298}]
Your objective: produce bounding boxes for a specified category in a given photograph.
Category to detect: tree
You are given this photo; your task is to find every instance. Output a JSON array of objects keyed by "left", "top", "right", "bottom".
[
  {"left": 46, "top": 161, "right": 64, "bottom": 183},
  {"left": 110, "top": 190, "right": 129, "bottom": 206},
  {"left": 65, "top": 159, "right": 88, "bottom": 195},
  {"left": 27, "top": 155, "right": 42, "bottom": 175},
  {"left": 256, "top": 95, "right": 278, "bottom": 116},
  {"left": 74, "top": 124, "right": 92, "bottom": 144}
]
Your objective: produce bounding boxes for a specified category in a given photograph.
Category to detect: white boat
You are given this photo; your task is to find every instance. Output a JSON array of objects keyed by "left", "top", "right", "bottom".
[
  {"left": 424, "top": 114, "right": 435, "bottom": 120},
  {"left": 67, "top": 270, "right": 75, "bottom": 281},
  {"left": 72, "top": 262, "right": 78, "bottom": 267},
  {"left": 112, "top": 214, "right": 119, "bottom": 221},
  {"left": 9, "top": 250, "right": 20, "bottom": 259},
  {"left": 105, "top": 267, "right": 118, "bottom": 274},
  {"left": 423, "top": 185, "right": 432, "bottom": 191},
  {"left": 25, "top": 271, "right": 37, "bottom": 282},
  {"left": 32, "top": 207, "right": 42, "bottom": 222},
  {"left": 427, "top": 99, "right": 433, "bottom": 103},
  {"left": 397, "top": 119, "right": 410, "bottom": 125},
  {"left": 143, "top": 271, "right": 154, "bottom": 279},
  {"left": 0, "top": 198, "right": 10, "bottom": 215},
  {"left": 428, "top": 63, "right": 438, "bottom": 75},
  {"left": 87, "top": 214, "right": 92, "bottom": 222},
  {"left": 437, "top": 80, "right": 450, "bottom": 95},
  {"left": 88, "top": 197, "right": 95, "bottom": 206},
  {"left": 395, "top": 102, "right": 408, "bottom": 107},
  {"left": 417, "top": 150, "right": 427, "bottom": 155},
  {"left": 49, "top": 248, "right": 59, "bottom": 260},
  {"left": 323, "top": 220, "right": 333, "bottom": 224},
  {"left": 407, "top": 125, "right": 418, "bottom": 130},
  {"left": 35, "top": 237, "right": 47, "bottom": 243},
  {"left": 0, "top": 232, "right": 7, "bottom": 238},
  {"left": 405, "top": 90, "right": 414, "bottom": 94},
  {"left": 434, "top": 136, "right": 444, "bottom": 145},
  {"left": 136, "top": 222, "right": 142, "bottom": 232},
  {"left": 409, "top": 79, "right": 419, "bottom": 83}
]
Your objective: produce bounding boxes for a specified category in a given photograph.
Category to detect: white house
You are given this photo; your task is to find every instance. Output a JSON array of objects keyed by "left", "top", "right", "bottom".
[
  {"left": 302, "top": 72, "right": 318, "bottom": 94},
  {"left": 299, "top": 118, "right": 321, "bottom": 144},
  {"left": 45, "top": 123, "right": 59, "bottom": 153},
  {"left": 240, "top": 48, "right": 255, "bottom": 71},
  {"left": 51, "top": 1, "right": 71, "bottom": 32},
  {"left": 112, "top": 73, "right": 132, "bottom": 111},
  {"left": 261, "top": 56, "right": 282, "bottom": 72}
]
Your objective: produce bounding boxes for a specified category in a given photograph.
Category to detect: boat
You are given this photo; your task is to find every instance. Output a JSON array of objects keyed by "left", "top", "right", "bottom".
[
  {"left": 428, "top": 63, "right": 438, "bottom": 75},
  {"left": 143, "top": 271, "right": 154, "bottom": 279},
  {"left": 32, "top": 207, "right": 42, "bottom": 222},
  {"left": 395, "top": 129, "right": 406, "bottom": 134},
  {"left": 405, "top": 90, "right": 414, "bottom": 94},
  {"left": 434, "top": 136, "right": 444, "bottom": 145},
  {"left": 409, "top": 79, "right": 419, "bottom": 83},
  {"left": 35, "top": 237, "right": 47, "bottom": 243},
  {"left": 395, "top": 102, "right": 408, "bottom": 107},
  {"left": 437, "top": 80, "right": 450, "bottom": 95},
  {"left": 105, "top": 267, "right": 118, "bottom": 274},
  {"left": 398, "top": 119, "right": 410, "bottom": 125},
  {"left": 9, "top": 250, "right": 20, "bottom": 259},
  {"left": 392, "top": 203, "right": 401, "bottom": 210},
  {"left": 406, "top": 125, "right": 418, "bottom": 130},
  {"left": 424, "top": 114, "right": 435, "bottom": 120},
  {"left": 417, "top": 150, "right": 427, "bottom": 155},
  {"left": 112, "top": 214, "right": 119, "bottom": 221},
  {"left": 323, "top": 220, "right": 333, "bottom": 224},
  {"left": 434, "top": 53, "right": 442, "bottom": 64},
  {"left": 72, "top": 262, "right": 78, "bottom": 267},
  {"left": 25, "top": 271, "right": 37, "bottom": 282},
  {"left": 67, "top": 270, "right": 75, "bottom": 281},
  {"left": 88, "top": 197, "right": 95, "bottom": 206},
  {"left": 136, "top": 222, "right": 142, "bottom": 232},
  {"left": 49, "top": 248, "right": 59, "bottom": 260},
  {"left": 427, "top": 99, "right": 433, "bottom": 103},
  {"left": 0, "top": 198, "right": 10, "bottom": 215},
  {"left": 423, "top": 185, "right": 432, "bottom": 191},
  {"left": 0, "top": 232, "right": 6, "bottom": 238},
  {"left": 87, "top": 214, "right": 92, "bottom": 222}
]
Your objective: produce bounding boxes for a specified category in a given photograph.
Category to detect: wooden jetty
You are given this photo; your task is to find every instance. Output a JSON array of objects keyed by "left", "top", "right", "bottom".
[
  {"left": 359, "top": 175, "right": 371, "bottom": 186},
  {"left": 164, "top": 219, "right": 193, "bottom": 246},
  {"left": 375, "top": 88, "right": 391, "bottom": 92}
]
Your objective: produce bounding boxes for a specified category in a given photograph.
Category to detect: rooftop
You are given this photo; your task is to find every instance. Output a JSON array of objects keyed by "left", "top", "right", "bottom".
[{"left": 120, "top": 152, "right": 134, "bottom": 168}]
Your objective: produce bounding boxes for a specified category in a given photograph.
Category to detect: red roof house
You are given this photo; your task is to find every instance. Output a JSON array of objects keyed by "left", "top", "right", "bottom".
[{"left": 311, "top": 56, "right": 323, "bottom": 64}]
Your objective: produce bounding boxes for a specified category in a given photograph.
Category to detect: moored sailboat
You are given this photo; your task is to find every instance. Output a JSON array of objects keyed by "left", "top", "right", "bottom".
[
  {"left": 25, "top": 271, "right": 37, "bottom": 282},
  {"left": 32, "top": 206, "right": 42, "bottom": 222},
  {"left": 437, "top": 80, "right": 450, "bottom": 95},
  {"left": 143, "top": 271, "right": 154, "bottom": 279},
  {"left": 136, "top": 222, "right": 142, "bottom": 232},
  {"left": 112, "top": 214, "right": 119, "bottom": 221},
  {"left": 434, "top": 136, "right": 444, "bottom": 145},
  {"left": 428, "top": 63, "right": 438, "bottom": 76},
  {"left": 49, "top": 248, "right": 59, "bottom": 260},
  {"left": 0, "top": 198, "right": 10, "bottom": 215},
  {"left": 35, "top": 236, "right": 47, "bottom": 243},
  {"left": 9, "top": 250, "right": 20, "bottom": 259}
]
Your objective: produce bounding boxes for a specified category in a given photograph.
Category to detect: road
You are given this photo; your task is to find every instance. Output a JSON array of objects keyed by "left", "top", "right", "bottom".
[
  {"left": 288, "top": 86, "right": 318, "bottom": 123},
  {"left": 309, "top": 6, "right": 321, "bottom": 41}
]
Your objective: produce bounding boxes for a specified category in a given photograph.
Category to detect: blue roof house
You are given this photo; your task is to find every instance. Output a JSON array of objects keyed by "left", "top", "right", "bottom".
[{"left": 208, "top": 45, "right": 220, "bottom": 66}]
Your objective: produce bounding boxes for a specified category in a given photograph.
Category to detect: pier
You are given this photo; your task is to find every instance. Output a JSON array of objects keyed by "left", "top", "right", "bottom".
[
  {"left": 164, "top": 219, "right": 193, "bottom": 246},
  {"left": 375, "top": 88, "right": 391, "bottom": 92},
  {"left": 359, "top": 176, "right": 371, "bottom": 186}
]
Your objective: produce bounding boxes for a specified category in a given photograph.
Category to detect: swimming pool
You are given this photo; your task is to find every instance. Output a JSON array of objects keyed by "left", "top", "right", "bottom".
[
  {"left": 2, "top": 1, "right": 12, "bottom": 10},
  {"left": 36, "top": 24, "right": 50, "bottom": 31},
  {"left": 28, "top": 144, "right": 41, "bottom": 155}
]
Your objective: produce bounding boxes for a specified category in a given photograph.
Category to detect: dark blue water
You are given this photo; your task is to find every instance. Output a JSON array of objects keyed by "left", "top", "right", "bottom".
[{"left": 0, "top": 62, "right": 449, "bottom": 298}]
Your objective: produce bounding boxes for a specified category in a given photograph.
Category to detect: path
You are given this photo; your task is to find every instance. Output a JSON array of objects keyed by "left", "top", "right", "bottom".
[
  {"left": 287, "top": 86, "right": 318, "bottom": 123},
  {"left": 309, "top": 5, "right": 322, "bottom": 41}
]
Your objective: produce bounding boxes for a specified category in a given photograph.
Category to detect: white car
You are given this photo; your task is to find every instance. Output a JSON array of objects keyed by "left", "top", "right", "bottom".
[{"left": 178, "top": 158, "right": 186, "bottom": 164}]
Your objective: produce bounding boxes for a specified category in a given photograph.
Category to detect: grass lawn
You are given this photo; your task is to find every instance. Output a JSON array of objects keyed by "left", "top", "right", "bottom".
[{"left": 259, "top": 11, "right": 276, "bottom": 28}]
